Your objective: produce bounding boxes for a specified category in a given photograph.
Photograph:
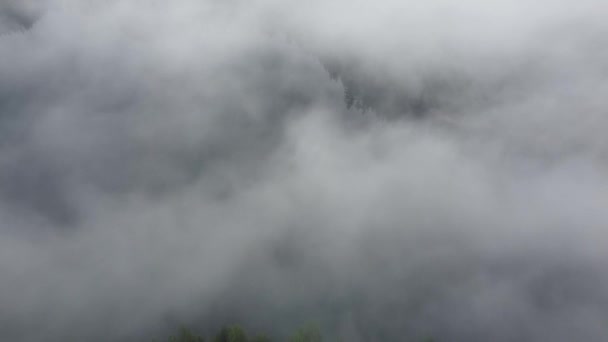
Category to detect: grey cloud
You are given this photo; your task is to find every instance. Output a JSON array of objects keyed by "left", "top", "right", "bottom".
[
  {"left": 1, "top": 1, "right": 608, "bottom": 341},
  {"left": 0, "top": 0, "right": 42, "bottom": 34}
]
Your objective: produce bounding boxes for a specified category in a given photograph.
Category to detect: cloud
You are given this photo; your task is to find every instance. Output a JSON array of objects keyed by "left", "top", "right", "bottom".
[{"left": 1, "top": 1, "right": 608, "bottom": 341}]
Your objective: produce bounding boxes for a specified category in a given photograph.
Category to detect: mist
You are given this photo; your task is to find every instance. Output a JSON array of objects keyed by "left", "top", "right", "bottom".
[{"left": 2, "top": 1, "right": 608, "bottom": 341}]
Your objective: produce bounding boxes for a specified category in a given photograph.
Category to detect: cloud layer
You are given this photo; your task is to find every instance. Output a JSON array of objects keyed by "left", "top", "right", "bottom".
[{"left": 2, "top": 1, "right": 608, "bottom": 341}]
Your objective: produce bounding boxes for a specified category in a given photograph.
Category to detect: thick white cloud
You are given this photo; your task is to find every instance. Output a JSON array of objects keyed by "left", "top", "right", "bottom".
[{"left": 1, "top": 1, "right": 608, "bottom": 341}]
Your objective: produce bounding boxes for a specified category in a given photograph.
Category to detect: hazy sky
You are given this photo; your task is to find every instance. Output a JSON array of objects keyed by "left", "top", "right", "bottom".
[{"left": 2, "top": 1, "right": 608, "bottom": 341}]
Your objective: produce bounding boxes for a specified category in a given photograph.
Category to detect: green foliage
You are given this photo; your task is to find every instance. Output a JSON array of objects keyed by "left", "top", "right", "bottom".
[
  {"left": 288, "top": 323, "right": 322, "bottom": 342},
  {"left": 162, "top": 322, "right": 433, "bottom": 342},
  {"left": 249, "top": 335, "right": 272, "bottom": 342},
  {"left": 163, "top": 322, "right": 327, "bottom": 342},
  {"left": 168, "top": 327, "right": 205, "bottom": 342},
  {"left": 213, "top": 325, "right": 248, "bottom": 342}
]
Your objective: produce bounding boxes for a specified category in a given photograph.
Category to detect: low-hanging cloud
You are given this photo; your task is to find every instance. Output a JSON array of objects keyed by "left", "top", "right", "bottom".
[{"left": 2, "top": 1, "right": 608, "bottom": 341}]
